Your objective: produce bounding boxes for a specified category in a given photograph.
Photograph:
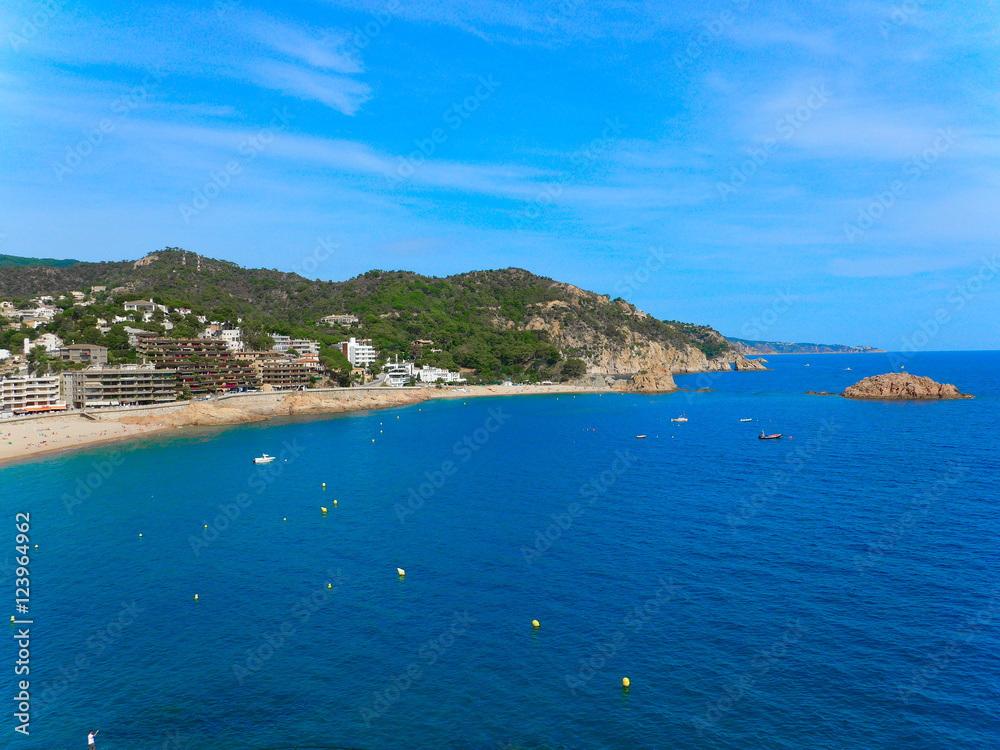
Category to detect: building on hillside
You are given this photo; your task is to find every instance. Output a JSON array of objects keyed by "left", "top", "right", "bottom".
[
  {"left": 289, "top": 339, "right": 320, "bottom": 356},
  {"left": 92, "top": 286, "right": 106, "bottom": 293},
  {"left": 124, "top": 299, "right": 167, "bottom": 314},
  {"left": 416, "top": 365, "right": 466, "bottom": 384},
  {"left": 24, "top": 333, "right": 64, "bottom": 354},
  {"left": 382, "top": 359, "right": 415, "bottom": 386},
  {"left": 340, "top": 337, "right": 377, "bottom": 368},
  {"left": 61, "top": 365, "right": 177, "bottom": 409},
  {"left": 254, "top": 358, "right": 315, "bottom": 390},
  {"left": 124, "top": 327, "right": 159, "bottom": 348},
  {"left": 124, "top": 300, "right": 157, "bottom": 313},
  {"left": 59, "top": 344, "right": 109, "bottom": 365},
  {"left": 0, "top": 375, "right": 66, "bottom": 415},
  {"left": 220, "top": 328, "right": 243, "bottom": 352},
  {"left": 320, "top": 314, "right": 359, "bottom": 326},
  {"left": 271, "top": 334, "right": 291, "bottom": 352},
  {"left": 136, "top": 338, "right": 259, "bottom": 395},
  {"left": 0, "top": 349, "right": 11, "bottom": 360}
]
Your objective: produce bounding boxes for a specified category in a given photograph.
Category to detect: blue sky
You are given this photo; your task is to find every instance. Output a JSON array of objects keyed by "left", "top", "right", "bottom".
[{"left": 1, "top": 0, "right": 998, "bottom": 349}]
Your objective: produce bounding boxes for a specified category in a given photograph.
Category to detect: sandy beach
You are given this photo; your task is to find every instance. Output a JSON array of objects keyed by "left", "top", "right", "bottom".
[{"left": 0, "top": 383, "right": 613, "bottom": 465}]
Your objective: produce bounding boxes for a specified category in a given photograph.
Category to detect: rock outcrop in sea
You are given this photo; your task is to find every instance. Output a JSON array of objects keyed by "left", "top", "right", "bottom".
[
  {"left": 841, "top": 373, "right": 973, "bottom": 400},
  {"left": 613, "top": 364, "right": 677, "bottom": 393}
]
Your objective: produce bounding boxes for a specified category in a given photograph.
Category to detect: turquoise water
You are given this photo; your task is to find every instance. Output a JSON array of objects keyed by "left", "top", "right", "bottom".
[{"left": 2, "top": 351, "right": 998, "bottom": 749}]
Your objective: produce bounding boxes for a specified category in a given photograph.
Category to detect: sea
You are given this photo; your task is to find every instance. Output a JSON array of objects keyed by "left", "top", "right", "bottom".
[{"left": 2, "top": 351, "right": 998, "bottom": 750}]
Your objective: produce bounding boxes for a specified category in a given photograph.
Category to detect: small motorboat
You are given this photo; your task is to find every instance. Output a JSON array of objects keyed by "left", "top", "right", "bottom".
[
  {"left": 636, "top": 435, "right": 646, "bottom": 439},
  {"left": 740, "top": 418, "right": 752, "bottom": 422},
  {"left": 670, "top": 414, "right": 688, "bottom": 422},
  {"left": 253, "top": 454, "right": 275, "bottom": 464},
  {"left": 758, "top": 431, "right": 782, "bottom": 440}
]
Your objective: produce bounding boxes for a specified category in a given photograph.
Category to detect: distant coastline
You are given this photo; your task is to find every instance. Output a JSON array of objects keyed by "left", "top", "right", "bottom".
[{"left": 727, "top": 337, "right": 885, "bottom": 356}]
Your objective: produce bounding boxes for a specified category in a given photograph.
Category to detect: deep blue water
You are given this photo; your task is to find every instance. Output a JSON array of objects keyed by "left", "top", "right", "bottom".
[{"left": 2, "top": 351, "right": 998, "bottom": 750}]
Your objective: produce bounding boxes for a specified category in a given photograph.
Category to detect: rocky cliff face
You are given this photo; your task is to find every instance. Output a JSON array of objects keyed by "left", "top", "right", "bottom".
[
  {"left": 508, "top": 284, "right": 741, "bottom": 376},
  {"left": 842, "top": 373, "right": 973, "bottom": 400}
]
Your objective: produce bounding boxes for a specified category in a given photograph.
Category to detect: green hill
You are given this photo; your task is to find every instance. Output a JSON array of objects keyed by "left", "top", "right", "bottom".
[
  {"left": 0, "top": 254, "right": 81, "bottom": 268},
  {"left": 0, "top": 248, "right": 739, "bottom": 381}
]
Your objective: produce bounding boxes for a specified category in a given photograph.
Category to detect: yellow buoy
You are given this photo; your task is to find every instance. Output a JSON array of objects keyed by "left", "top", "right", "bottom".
[
  {"left": 327, "top": 582, "right": 332, "bottom": 589},
  {"left": 622, "top": 677, "right": 630, "bottom": 688},
  {"left": 204, "top": 524, "right": 208, "bottom": 529},
  {"left": 397, "top": 567, "right": 405, "bottom": 577},
  {"left": 321, "top": 507, "right": 327, "bottom": 514},
  {"left": 372, "top": 439, "right": 375, "bottom": 443},
  {"left": 139, "top": 533, "right": 142, "bottom": 537},
  {"left": 194, "top": 594, "right": 199, "bottom": 601},
  {"left": 333, "top": 499, "right": 338, "bottom": 506},
  {"left": 322, "top": 482, "right": 326, "bottom": 489},
  {"left": 283, "top": 517, "right": 287, "bottom": 521},
  {"left": 532, "top": 620, "right": 540, "bottom": 629},
  {"left": 10, "top": 615, "right": 14, "bottom": 623}
]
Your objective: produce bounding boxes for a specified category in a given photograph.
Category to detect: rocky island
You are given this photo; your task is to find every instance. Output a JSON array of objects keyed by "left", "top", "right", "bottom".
[{"left": 841, "top": 373, "right": 973, "bottom": 400}]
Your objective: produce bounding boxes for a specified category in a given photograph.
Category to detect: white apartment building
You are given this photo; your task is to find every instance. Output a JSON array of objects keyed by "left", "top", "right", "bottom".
[
  {"left": 271, "top": 334, "right": 291, "bottom": 352},
  {"left": 290, "top": 339, "right": 320, "bottom": 356},
  {"left": 220, "top": 328, "right": 243, "bottom": 352},
  {"left": 416, "top": 365, "right": 466, "bottom": 384},
  {"left": 320, "top": 314, "right": 359, "bottom": 326},
  {"left": 24, "top": 333, "right": 64, "bottom": 354},
  {"left": 340, "top": 337, "right": 377, "bottom": 368},
  {"left": 0, "top": 375, "right": 66, "bottom": 415}
]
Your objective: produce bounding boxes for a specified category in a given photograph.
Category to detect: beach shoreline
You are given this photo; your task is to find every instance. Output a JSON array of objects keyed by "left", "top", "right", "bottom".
[{"left": 0, "top": 383, "right": 613, "bottom": 466}]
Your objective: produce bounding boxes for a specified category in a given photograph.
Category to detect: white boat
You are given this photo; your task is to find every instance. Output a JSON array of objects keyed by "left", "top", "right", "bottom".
[
  {"left": 253, "top": 454, "right": 275, "bottom": 464},
  {"left": 670, "top": 414, "right": 688, "bottom": 422},
  {"left": 740, "top": 418, "right": 752, "bottom": 422}
]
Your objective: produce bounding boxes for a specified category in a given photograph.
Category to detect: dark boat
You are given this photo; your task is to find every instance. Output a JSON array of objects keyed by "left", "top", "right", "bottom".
[{"left": 758, "top": 431, "right": 782, "bottom": 440}]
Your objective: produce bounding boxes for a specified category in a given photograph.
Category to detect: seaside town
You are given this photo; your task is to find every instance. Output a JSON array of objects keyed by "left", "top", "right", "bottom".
[{"left": 0, "top": 290, "right": 467, "bottom": 418}]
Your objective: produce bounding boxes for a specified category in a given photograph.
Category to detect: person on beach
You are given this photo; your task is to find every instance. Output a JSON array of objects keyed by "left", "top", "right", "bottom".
[{"left": 89, "top": 730, "right": 98, "bottom": 749}]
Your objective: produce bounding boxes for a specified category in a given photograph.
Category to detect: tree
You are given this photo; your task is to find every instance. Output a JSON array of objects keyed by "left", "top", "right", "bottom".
[
  {"left": 26, "top": 347, "right": 52, "bottom": 376},
  {"left": 562, "top": 358, "right": 587, "bottom": 379}
]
